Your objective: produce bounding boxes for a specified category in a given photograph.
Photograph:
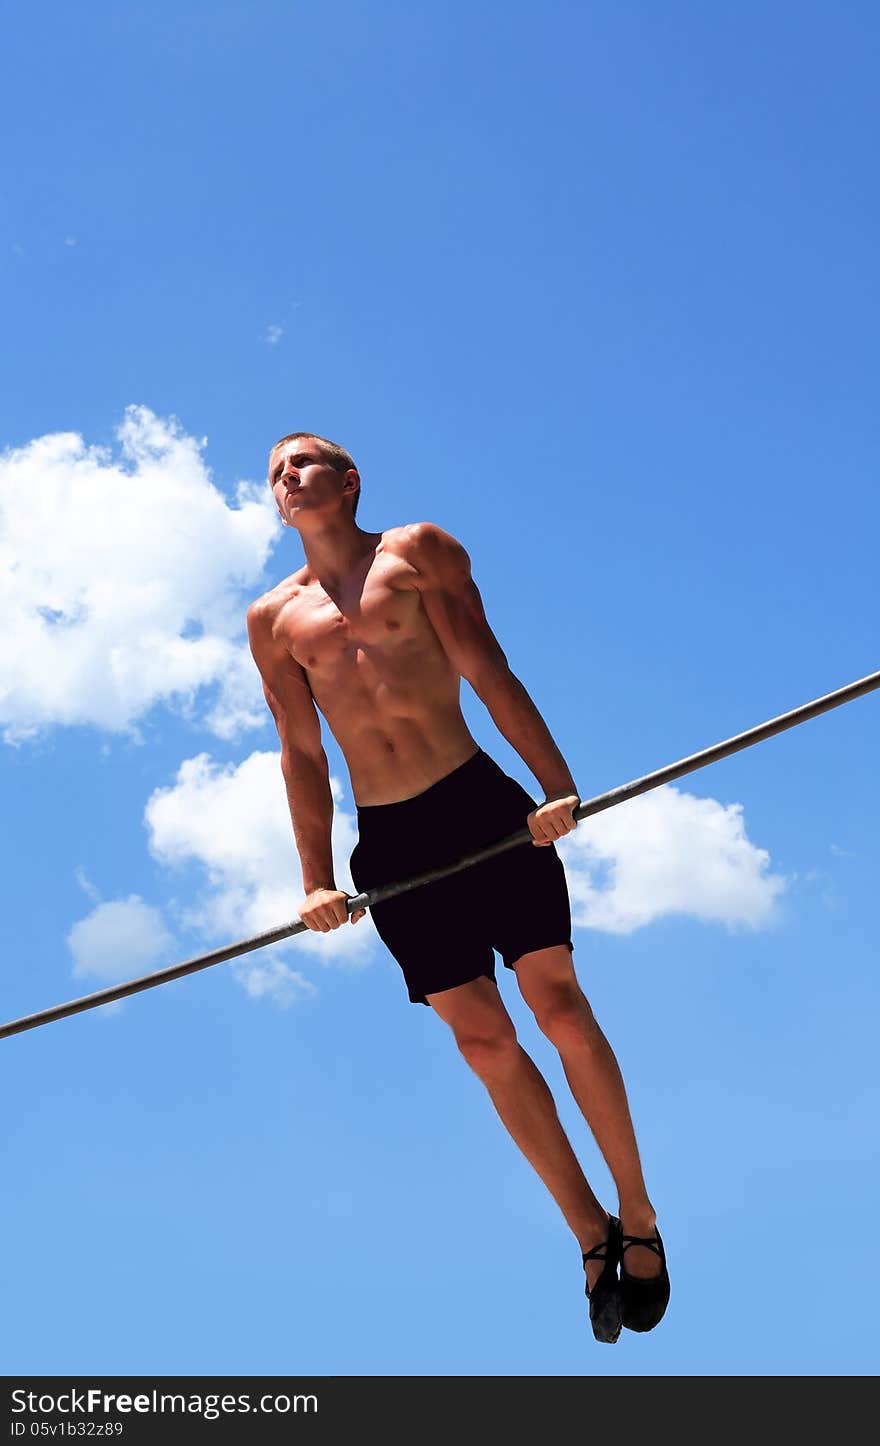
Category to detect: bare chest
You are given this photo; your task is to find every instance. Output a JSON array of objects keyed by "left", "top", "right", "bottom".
[{"left": 276, "top": 555, "right": 424, "bottom": 673}]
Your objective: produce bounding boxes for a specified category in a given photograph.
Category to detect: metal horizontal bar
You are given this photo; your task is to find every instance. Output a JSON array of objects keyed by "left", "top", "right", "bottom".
[{"left": 2, "top": 668, "right": 877, "bottom": 1041}]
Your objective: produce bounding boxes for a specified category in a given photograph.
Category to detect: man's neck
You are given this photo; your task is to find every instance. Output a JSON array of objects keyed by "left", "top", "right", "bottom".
[{"left": 297, "top": 516, "right": 379, "bottom": 590}]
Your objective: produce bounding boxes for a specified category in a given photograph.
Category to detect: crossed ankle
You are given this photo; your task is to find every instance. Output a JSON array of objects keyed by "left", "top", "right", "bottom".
[
  {"left": 578, "top": 1210, "right": 613, "bottom": 1257},
  {"left": 618, "top": 1203, "right": 657, "bottom": 1235}
]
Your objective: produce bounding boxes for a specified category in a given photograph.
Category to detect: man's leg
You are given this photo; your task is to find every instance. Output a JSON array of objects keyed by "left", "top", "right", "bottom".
[
  {"left": 426, "top": 975, "right": 612, "bottom": 1290},
  {"left": 513, "top": 946, "right": 661, "bottom": 1280}
]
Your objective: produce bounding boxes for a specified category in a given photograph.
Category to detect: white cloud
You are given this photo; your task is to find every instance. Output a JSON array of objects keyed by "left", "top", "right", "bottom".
[
  {"left": 67, "top": 895, "right": 175, "bottom": 982},
  {"left": 144, "top": 750, "right": 374, "bottom": 1003},
  {"left": 64, "top": 236, "right": 78, "bottom": 247},
  {"left": 73, "top": 866, "right": 102, "bottom": 903},
  {"left": 0, "top": 406, "right": 281, "bottom": 745},
  {"left": 557, "top": 784, "right": 787, "bottom": 934},
  {"left": 65, "top": 763, "right": 786, "bottom": 1013},
  {"left": 139, "top": 752, "right": 786, "bottom": 1008},
  {"left": 237, "top": 958, "right": 318, "bottom": 1006},
  {"left": 264, "top": 324, "right": 284, "bottom": 345}
]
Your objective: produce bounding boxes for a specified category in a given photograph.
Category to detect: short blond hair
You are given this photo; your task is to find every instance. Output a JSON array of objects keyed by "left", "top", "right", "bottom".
[{"left": 269, "top": 431, "right": 361, "bottom": 517}]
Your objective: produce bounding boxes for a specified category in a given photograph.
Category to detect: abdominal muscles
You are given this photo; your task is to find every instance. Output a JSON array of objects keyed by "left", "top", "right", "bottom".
[
  {"left": 278, "top": 544, "right": 480, "bottom": 803},
  {"left": 314, "top": 640, "right": 477, "bottom": 803}
]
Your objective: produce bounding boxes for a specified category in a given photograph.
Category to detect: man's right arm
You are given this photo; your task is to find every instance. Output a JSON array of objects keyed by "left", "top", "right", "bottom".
[{"left": 246, "top": 603, "right": 364, "bottom": 928}]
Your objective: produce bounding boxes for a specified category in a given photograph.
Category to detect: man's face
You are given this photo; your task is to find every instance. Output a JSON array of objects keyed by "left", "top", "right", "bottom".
[{"left": 268, "top": 438, "right": 357, "bottom": 526}]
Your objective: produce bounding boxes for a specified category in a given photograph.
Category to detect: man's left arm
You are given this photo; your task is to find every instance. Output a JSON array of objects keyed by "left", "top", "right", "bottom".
[{"left": 404, "top": 523, "right": 579, "bottom": 846}]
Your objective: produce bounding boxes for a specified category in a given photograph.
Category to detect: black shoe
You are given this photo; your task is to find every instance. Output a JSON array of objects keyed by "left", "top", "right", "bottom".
[
  {"left": 619, "top": 1224, "right": 670, "bottom": 1333},
  {"left": 582, "top": 1215, "right": 622, "bottom": 1344}
]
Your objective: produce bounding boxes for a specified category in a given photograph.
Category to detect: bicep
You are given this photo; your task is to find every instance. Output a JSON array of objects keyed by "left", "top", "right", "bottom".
[
  {"left": 246, "top": 606, "right": 324, "bottom": 760},
  {"left": 407, "top": 526, "right": 510, "bottom": 690}
]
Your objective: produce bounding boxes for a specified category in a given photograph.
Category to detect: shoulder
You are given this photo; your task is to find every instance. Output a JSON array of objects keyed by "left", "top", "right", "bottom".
[
  {"left": 246, "top": 567, "right": 308, "bottom": 627},
  {"left": 383, "top": 522, "right": 472, "bottom": 578}
]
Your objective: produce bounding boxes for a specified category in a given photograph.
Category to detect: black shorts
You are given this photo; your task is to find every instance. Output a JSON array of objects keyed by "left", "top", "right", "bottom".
[{"left": 349, "top": 747, "right": 573, "bottom": 1006}]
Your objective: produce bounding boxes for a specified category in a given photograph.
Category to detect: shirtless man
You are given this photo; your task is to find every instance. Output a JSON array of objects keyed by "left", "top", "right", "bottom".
[{"left": 246, "top": 431, "right": 670, "bottom": 1343}]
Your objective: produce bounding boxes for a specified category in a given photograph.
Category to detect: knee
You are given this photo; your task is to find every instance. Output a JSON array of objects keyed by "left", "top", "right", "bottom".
[
  {"left": 454, "top": 1017, "right": 519, "bottom": 1081},
  {"left": 529, "top": 982, "right": 598, "bottom": 1048}
]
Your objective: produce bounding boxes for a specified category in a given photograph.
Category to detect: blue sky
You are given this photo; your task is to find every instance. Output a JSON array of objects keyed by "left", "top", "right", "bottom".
[{"left": 1, "top": 0, "right": 878, "bottom": 1377}]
